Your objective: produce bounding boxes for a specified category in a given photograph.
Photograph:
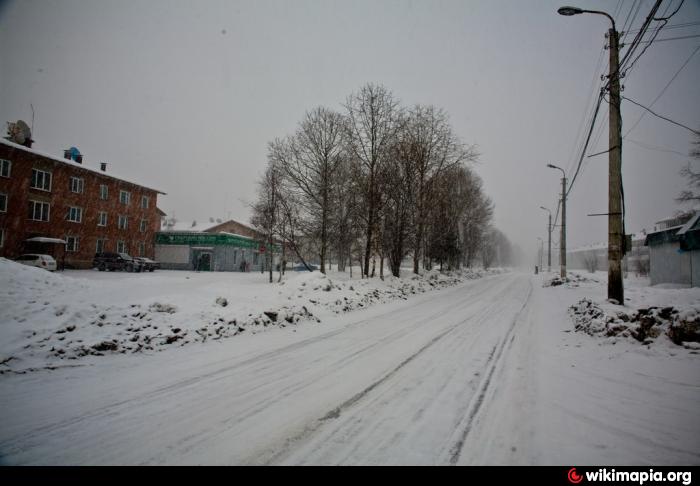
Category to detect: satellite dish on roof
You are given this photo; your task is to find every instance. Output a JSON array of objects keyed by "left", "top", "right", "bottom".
[
  {"left": 69, "top": 146, "right": 81, "bottom": 159},
  {"left": 6, "top": 120, "right": 32, "bottom": 146}
]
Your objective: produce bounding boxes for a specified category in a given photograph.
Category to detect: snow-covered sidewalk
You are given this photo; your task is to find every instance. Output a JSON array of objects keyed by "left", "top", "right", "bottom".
[{"left": 0, "top": 258, "right": 499, "bottom": 373}]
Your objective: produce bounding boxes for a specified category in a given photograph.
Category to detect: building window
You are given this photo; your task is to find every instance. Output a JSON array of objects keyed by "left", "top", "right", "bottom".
[
  {"left": 233, "top": 249, "right": 238, "bottom": 264},
  {"left": 0, "top": 229, "right": 4, "bottom": 248},
  {"left": 28, "top": 200, "right": 50, "bottom": 221},
  {"left": 100, "top": 184, "right": 108, "bottom": 200},
  {"left": 119, "top": 190, "right": 131, "bottom": 205},
  {"left": 96, "top": 238, "right": 106, "bottom": 253},
  {"left": 140, "top": 219, "right": 147, "bottom": 233},
  {"left": 118, "top": 215, "right": 128, "bottom": 230},
  {"left": 30, "top": 169, "right": 52, "bottom": 191},
  {"left": 70, "top": 177, "right": 84, "bottom": 194},
  {"left": 0, "top": 193, "right": 6, "bottom": 212},
  {"left": 66, "top": 236, "right": 79, "bottom": 253},
  {"left": 67, "top": 206, "right": 83, "bottom": 223},
  {"left": 117, "top": 240, "right": 126, "bottom": 253},
  {"left": 141, "top": 196, "right": 149, "bottom": 209},
  {"left": 0, "top": 159, "right": 10, "bottom": 178},
  {"left": 98, "top": 211, "right": 107, "bottom": 227},
  {"left": 138, "top": 242, "right": 145, "bottom": 257}
]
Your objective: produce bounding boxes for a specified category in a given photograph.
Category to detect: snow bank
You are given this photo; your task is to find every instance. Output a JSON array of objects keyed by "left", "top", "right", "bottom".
[{"left": 0, "top": 258, "right": 501, "bottom": 373}]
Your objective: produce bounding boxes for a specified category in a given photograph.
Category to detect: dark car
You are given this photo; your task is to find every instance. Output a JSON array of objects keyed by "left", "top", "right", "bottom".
[
  {"left": 134, "top": 257, "right": 160, "bottom": 272},
  {"left": 293, "top": 263, "right": 318, "bottom": 271},
  {"left": 93, "top": 252, "right": 142, "bottom": 272}
]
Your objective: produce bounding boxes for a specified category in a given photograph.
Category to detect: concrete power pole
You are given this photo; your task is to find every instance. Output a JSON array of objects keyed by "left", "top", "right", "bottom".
[
  {"left": 547, "top": 212, "right": 552, "bottom": 272},
  {"left": 608, "top": 27, "right": 624, "bottom": 304},
  {"left": 560, "top": 176, "right": 567, "bottom": 279}
]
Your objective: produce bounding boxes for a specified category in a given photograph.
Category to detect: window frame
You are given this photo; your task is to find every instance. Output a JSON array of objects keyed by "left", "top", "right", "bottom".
[
  {"left": 30, "top": 169, "right": 52, "bottom": 192},
  {"left": 28, "top": 200, "right": 50, "bottom": 221},
  {"left": 100, "top": 184, "right": 109, "bottom": 200},
  {"left": 70, "top": 176, "right": 84, "bottom": 194},
  {"left": 0, "top": 192, "right": 6, "bottom": 213},
  {"left": 65, "top": 235, "right": 79, "bottom": 253},
  {"left": 0, "top": 159, "right": 10, "bottom": 178},
  {"left": 67, "top": 206, "right": 83, "bottom": 223},
  {"left": 119, "top": 190, "right": 131, "bottom": 205},
  {"left": 118, "top": 214, "right": 128, "bottom": 230}
]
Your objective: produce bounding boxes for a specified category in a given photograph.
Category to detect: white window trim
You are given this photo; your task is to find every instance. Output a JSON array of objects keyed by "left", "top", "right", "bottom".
[
  {"left": 141, "top": 196, "right": 149, "bottom": 209},
  {"left": 0, "top": 159, "right": 10, "bottom": 178},
  {"left": 70, "top": 177, "right": 84, "bottom": 194},
  {"left": 140, "top": 219, "right": 148, "bottom": 232},
  {"left": 119, "top": 190, "right": 131, "bottom": 205},
  {"left": 118, "top": 215, "right": 128, "bottom": 230},
  {"left": 31, "top": 169, "right": 52, "bottom": 192},
  {"left": 98, "top": 211, "right": 108, "bottom": 227},
  {"left": 67, "top": 206, "right": 83, "bottom": 223},
  {"left": 0, "top": 192, "right": 6, "bottom": 212},
  {"left": 65, "top": 236, "right": 79, "bottom": 253},
  {"left": 117, "top": 240, "right": 126, "bottom": 253},
  {"left": 100, "top": 184, "right": 109, "bottom": 200},
  {"left": 29, "top": 200, "right": 50, "bottom": 222}
]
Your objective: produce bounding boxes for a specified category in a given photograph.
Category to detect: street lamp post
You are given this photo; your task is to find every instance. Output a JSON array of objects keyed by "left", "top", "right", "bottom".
[
  {"left": 540, "top": 206, "right": 552, "bottom": 272},
  {"left": 557, "top": 5, "right": 624, "bottom": 304},
  {"left": 547, "top": 164, "right": 567, "bottom": 279},
  {"left": 537, "top": 237, "right": 544, "bottom": 271}
]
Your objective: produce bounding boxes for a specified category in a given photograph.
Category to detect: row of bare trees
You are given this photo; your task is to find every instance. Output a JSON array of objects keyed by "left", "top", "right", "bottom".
[{"left": 251, "top": 83, "right": 505, "bottom": 282}]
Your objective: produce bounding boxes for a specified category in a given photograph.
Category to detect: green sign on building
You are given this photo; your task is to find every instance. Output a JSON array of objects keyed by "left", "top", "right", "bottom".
[{"left": 155, "top": 232, "right": 279, "bottom": 252}]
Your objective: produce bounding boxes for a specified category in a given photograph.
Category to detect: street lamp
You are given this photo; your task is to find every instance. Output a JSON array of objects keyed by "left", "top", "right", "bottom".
[
  {"left": 547, "top": 164, "right": 567, "bottom": 279},
  {"left": 540, "top": 206, "right": 552, "bottom": 272},
  {"left": 558, "top": 5, "right": 624, "bottom": 304},
  {"left": 537, "top": 237, "right": 544, "bottom": 271}
]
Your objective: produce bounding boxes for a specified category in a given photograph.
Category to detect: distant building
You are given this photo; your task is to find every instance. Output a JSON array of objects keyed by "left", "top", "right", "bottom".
[
  {"left": 644, "top": 213, "right": 700, "bottom": 287},
  {"left": 155, "top": 218, "right": 279, "bottom": 272},
  {"left": 567, "top": 234, "right": 649, "bottom": 275},
  {"left": 0, "top": 138, "right": 165, "bottom": 268}
]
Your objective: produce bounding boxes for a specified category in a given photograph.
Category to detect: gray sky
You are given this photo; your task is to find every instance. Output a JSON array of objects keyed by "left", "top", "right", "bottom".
[{"left": 2, "top": 0, "right": 699, "bottom": 261}]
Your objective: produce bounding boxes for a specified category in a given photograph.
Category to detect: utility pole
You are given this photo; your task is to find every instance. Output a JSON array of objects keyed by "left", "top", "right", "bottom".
[
  {"left": 547, "top": 164, "right": 566, "bottom": 279},
  {"left": 540, "top": 206, "right": 552, "bottom": 272},
  {"left": 608, "top": 27, "right": 624, "bottom": 304},
  {"left": 560, "top": 175, "right": 567, "bottom": 279},
  {"left": 547, "top": 212, "right": 552, "bottom": 272}
]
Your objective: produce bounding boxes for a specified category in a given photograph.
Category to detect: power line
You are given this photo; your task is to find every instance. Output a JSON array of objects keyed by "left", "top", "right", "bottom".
[
  {"left": 625, "top": 138, "right": 688, "bottom": 157},
  {"left": 567, "top": 91, "right": 606, "bottom": 198},
  {"left": 624, "top": 44, "right": 700, "bottom": 138},
  {"left": 637, "top": 34, "right": 700, "bottom": 43},
  {"left": 622, "top": 95, "right": 700, "bottom": 135},
  {"left": 626, "top": 20, "right": 700, "bottom": 34}
]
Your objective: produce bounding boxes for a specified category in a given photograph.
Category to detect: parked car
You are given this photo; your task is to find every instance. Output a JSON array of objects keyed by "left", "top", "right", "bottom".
[
  {"left": 15, "top": 254, "right": 57, "bottom": 272},
  {"left": 293, "top": 263, "right": 318, "bottom": 271},
  {"left": 93, "top": 252, "right": 142, "bottom": 272},
  {"left": 134, "top": 257, "right": 160, "bottom": 272}
]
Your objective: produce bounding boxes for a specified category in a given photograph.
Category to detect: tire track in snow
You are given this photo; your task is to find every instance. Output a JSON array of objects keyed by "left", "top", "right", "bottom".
[{"left": 446, "top": 280, "right": 532, "bottom": 465}]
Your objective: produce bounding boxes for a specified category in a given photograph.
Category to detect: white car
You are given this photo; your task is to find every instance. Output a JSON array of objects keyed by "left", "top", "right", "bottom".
[{"left": 15, "top": 254, "right": 57, "bottom": 271}]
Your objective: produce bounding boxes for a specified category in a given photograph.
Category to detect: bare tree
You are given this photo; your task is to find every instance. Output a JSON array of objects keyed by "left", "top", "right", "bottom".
[
  {"left": 345, "top": 83, "right": 401, "bottom": 278},
  {"left": 250, "top": 155, "right": 283, "bottom": 283},
  {"left": 583, "top": 252, "right": 598, "bottom": 273},
  {"left": 277, "top": 107, "right": 347, "bottom": 274}
]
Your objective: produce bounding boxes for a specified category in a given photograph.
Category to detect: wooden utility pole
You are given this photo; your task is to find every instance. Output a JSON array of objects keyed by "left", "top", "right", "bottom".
[{"left": 608, "top": 27, "right": 624, "bottom": 304}]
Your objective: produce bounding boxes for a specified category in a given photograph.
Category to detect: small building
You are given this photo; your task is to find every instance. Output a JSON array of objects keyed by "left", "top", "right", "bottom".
[
  {"left": 0, "top": 138, "right": 165, "bottom": 268},
  {"left": 155, "top": 219, "right": 279, "bottom": 272},
  {"left": 567, "top": 235, "right": 649, "bottom": 275},
  {"left": 644, "top": 212, "right": 700, "bottom": 287}
]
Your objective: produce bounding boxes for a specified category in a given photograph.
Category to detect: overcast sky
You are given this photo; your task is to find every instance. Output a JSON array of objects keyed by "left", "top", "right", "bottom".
[{"left": 1, "top": 0, "right": 699, "bottom": 261}]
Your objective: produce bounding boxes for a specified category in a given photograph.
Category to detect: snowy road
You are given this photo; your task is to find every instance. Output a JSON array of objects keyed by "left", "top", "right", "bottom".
[{"left": 1, "top": 272, "right": 698, "bottom": 465}]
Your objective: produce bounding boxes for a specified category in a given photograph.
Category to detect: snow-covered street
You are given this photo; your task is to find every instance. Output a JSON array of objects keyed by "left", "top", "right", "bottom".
[{"left": 1, "top": 269, "right": 698, "bottom": 465}]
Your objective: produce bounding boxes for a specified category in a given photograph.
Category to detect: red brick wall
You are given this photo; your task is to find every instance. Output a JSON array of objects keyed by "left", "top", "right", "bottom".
[{"left": 0, "top": 143, "right": 161, "bottom": 268}]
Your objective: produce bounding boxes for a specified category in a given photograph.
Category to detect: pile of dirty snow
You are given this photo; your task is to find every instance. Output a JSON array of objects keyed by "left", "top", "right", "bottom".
[{"left": 569, "top": 298, "right": 700, "bottom": 349}]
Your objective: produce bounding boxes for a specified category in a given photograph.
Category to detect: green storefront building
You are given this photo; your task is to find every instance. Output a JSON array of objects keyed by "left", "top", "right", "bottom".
[{"left": 155, "top": 231, "right": 279, "bottom": 272}]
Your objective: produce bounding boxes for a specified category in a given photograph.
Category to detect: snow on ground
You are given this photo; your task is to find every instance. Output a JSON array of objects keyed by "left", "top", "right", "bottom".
[
  {"left": 0, "top": 266, "right": 697, "bottom": 465},
  {"left": 545, "top": 270, "right": 700, "bottom": 349},
  {"left": 0, "top": 258, "right": 499, "bottom": 373}
]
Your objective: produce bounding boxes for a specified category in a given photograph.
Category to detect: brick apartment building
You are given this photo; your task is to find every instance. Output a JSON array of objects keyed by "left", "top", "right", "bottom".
[{"left": 0, "top": 138, "right": 165, "bottom": 268}]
